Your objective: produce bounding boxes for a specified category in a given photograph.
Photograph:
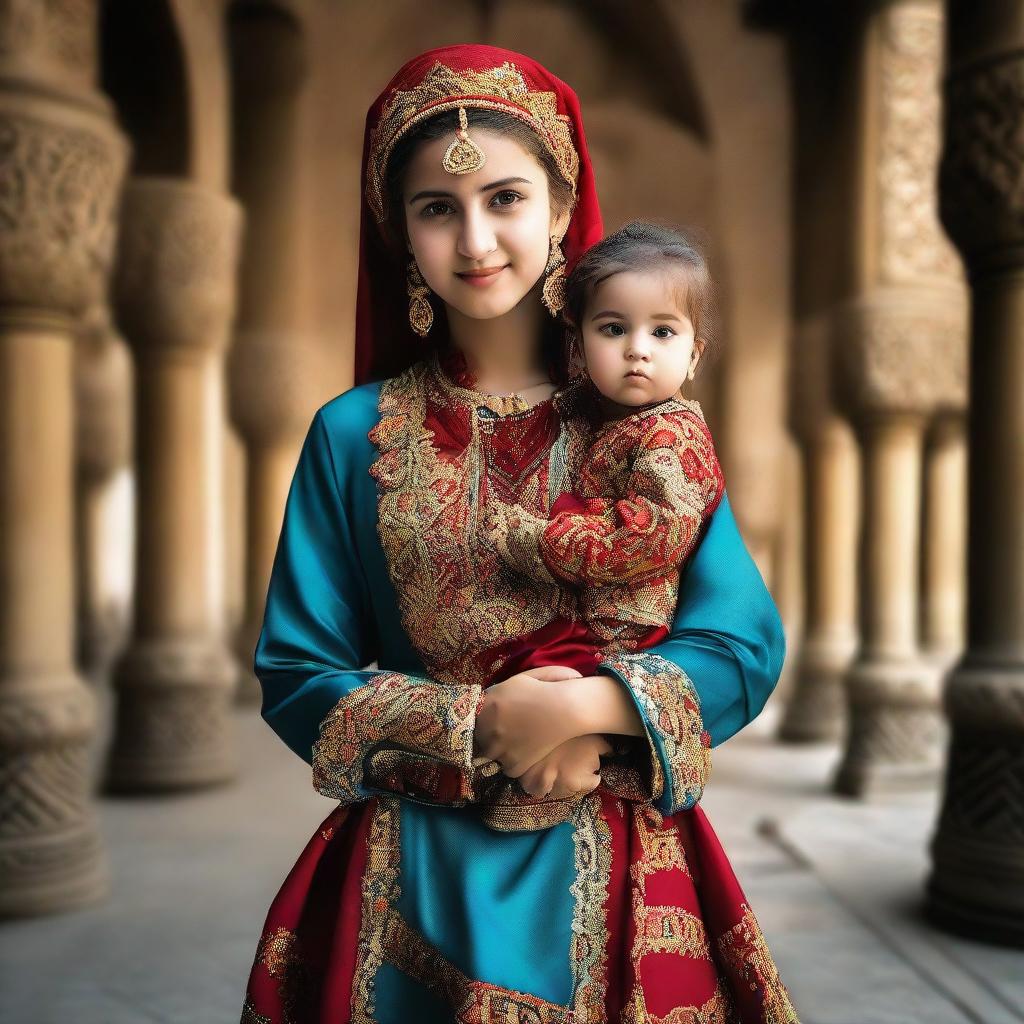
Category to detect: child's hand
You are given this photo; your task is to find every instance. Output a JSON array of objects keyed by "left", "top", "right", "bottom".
[
  {"left": 473, "top": 666, "right": 583, "bottom": 778},
  {"left": 517, "top": 734, "right": 614, "bottom": 799}
]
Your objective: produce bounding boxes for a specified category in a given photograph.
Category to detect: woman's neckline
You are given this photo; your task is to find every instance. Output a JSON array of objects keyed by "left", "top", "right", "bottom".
[{"left": 430, "top": 347, "right": 560, "bottom": 417}]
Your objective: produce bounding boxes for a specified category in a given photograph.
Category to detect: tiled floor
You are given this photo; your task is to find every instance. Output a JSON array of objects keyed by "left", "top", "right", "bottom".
[{"left": 2, "top": 704, "right": 1021, "bottom": 1024}]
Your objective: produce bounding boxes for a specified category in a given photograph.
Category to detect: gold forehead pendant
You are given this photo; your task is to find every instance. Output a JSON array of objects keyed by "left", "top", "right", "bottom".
[{"left": 442, "top": 106, "right": 486, "bottom": 175}]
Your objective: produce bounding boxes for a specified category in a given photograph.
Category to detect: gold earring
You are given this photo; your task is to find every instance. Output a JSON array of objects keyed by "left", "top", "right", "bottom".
[
  {"left": 541, "top": 235, "right": 567, "bottom": 316},
  {"left": 407, "top": 259, "right": 433, "bottom": 337}
]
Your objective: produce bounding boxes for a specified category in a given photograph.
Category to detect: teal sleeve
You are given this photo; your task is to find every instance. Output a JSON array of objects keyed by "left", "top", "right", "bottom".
[
  {"left": 255, "top": 408, "right": 481, "bottom": 807},
  {"left": 656, "top": 491, "right": 785, "bottom": 746}
]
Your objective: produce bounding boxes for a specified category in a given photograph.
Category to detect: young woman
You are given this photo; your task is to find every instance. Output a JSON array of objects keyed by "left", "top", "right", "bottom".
[{"left": 241, "top": 44, "right": 797, "bottom": 1024}]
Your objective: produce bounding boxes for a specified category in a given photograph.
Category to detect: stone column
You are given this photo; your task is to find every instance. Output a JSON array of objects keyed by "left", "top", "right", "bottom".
[
  {"left": 0, "top": 0, "right": 127, "bottom": 916},
  {"left": 105, "top": 179, "right": 242, "bottom": 792},
  {"left": 782, "top": 316, "right": 860, "bottom": 742},
  {"left": 74, "top": 305, "right": 133, "bottom": 683},
  {"left": 926, "top": 1, "right": 1024, "bottom": 944},
  {"left": 832, "top": 0, "right": 967, "bottom": 797},
  {"left": 228, "top": 3, "right": 312, "bottom": 703},
  {"left": 921, "top": 412, "right": 966, "bottom": 666}
]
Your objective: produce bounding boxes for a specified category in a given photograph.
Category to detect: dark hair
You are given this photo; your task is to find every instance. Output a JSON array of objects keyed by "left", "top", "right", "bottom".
[
  {"left": 563, "top": 221, "right": 719, "bottom": 375},
  {"left": 382, "top": 108, "right": 577, "bottom": 384}
]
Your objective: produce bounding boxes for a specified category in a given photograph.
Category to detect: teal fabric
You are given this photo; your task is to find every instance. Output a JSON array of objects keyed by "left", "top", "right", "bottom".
[
  {"left": 255, "top": 382, "right": 784, "bottom": 765},
  {"left": 396, "top": 803, "right": 577, "bottom": 1003}
]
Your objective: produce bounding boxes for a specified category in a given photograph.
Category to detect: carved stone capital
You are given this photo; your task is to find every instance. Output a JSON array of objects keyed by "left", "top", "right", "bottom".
[
  {"left": 114, "top": 178, "right": 243, "bottom": 356},
  {"left": 0, "top": 0, "right": 99, "bottom": 90},
  {"left": 106, "top": 635, "right": 238, "bottom": 791},
  {"left": 832, "top": 290, "right": 967, "bottom": 417},
  {"left": 228, "top": 328, "right": 322, "bottom": 443},
  {"left": 941, "top": 53, "right": 1024, "bottom": 263},
  {"left": 875, "top": 1, "right": 961, "bottom": 287},
  {"left": 0, "top": 95, "right": 127, "bottom": 318}
]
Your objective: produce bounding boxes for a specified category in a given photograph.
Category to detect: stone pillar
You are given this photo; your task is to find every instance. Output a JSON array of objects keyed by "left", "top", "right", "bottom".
[
  {"left": 105, "top": 179, "right": 242, "bottom": 792},
  {"left": 228, "top": 3, "right": 312, "bottom": 703},
  {"left": 926, "top": 1, "right": 1024, "bottom": 944},
  {"left": 832, "top": 0, "right": 967, "bottom": 797},
  {"left": 0, "top": 0, "right": 127, "bottom": 916},
  {"left": 74, "top": 305, "right": 133, "bottom": 682},
  {"left": 921, "top": 412, "right": 966, "bottom": 666},
  {"left": 782, "top": 316, "right": 860, "bottom": 742}
]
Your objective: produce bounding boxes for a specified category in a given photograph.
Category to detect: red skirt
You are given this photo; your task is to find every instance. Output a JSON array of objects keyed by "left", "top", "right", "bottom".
[{"left": 240, "top": 790, "right": 798, "bottom": 1023}]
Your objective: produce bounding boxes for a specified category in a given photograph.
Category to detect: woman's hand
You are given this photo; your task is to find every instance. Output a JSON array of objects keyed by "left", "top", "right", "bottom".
[
  {"left": 473, "top": 665, "right": 584, "bottom": 778},
  {"left": 517, "top": 734, "right": 613, "bottom": 799}
]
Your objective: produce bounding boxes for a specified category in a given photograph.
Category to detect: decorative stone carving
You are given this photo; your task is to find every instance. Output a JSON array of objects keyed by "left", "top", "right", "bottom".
[
  {"left": 0, "top": 10, "right": 128, "bottom": 916},
  {"left": 928, "top": 32, "right": 1024, "bottom": 944}
]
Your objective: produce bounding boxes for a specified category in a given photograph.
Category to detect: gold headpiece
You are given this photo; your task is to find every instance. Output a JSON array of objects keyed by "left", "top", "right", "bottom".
[
  {"left": 366, "top": 61, "right": 579, "bottom": 225},
  {"left": 443, "top": 107, "right": 486, "bottom": 175}
]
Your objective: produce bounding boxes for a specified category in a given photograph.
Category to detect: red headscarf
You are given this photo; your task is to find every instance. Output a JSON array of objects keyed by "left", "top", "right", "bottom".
[{"left": 354, "top": 44, "right": 603, "bottom": 385}]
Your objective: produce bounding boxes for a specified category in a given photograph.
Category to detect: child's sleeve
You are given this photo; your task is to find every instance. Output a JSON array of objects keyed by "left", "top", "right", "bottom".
[
  {"left": 487, "top": 410, "right": 724, "bottom": 588},
  {"left": 256, "top": 408, "right": 482, "bottom": 809}
]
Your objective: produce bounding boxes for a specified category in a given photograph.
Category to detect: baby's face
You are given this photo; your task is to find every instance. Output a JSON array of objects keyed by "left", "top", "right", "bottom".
[{"left": 580, "top": 270, "right": 701, "bottom": 408}]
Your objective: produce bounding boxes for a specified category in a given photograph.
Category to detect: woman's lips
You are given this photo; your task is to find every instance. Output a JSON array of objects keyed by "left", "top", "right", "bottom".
[{"left": 456, "top": 265, "right": 507, "bottom": 287}]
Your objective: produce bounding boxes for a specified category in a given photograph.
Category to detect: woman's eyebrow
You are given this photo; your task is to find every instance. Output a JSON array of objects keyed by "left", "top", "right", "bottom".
[{"left": 408, "top": 177, "right": 533, "bottom": 204}]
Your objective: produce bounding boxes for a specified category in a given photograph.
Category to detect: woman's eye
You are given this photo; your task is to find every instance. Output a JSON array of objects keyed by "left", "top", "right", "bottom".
[
  {"left": 491, "top": 190, "right": 523, "bottom": 208},
  {"left": 653, "top": 326, "right": 676, "bottom": 339},
  {"left": 421, "top": 201, "right": 453, "bottom": 218},
  {"left": 598, "top": 323, "right": 625, "bottom": 337}
]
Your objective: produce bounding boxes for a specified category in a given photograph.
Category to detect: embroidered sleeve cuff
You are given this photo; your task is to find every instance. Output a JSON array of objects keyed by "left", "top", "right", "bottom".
[
  {"left": 311, "top": 672, "right": 483, "bottom": 807},
  {"left": 595, "top": 652, "right": 711, "bottom": 814}
]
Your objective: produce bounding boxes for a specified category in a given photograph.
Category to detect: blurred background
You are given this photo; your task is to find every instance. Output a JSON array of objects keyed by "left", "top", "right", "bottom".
[{"left": 2, "top": 0, "right": 1023, "bottom": 1021}]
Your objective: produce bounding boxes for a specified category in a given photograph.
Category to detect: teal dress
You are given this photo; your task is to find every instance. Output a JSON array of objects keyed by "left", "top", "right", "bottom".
[{"left": 241, "top": 364, "right": 792, "bottom": 1024}]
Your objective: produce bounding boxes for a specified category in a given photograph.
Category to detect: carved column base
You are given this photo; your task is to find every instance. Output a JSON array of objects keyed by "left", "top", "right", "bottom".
[
  {"left": 834, "top": 659, "right": 945, "bottom": 797},
  {"left": 926, "top": 663, "right": 1024, "bottom": 946},
  {"left": 779, "top": 635, "right": 853, "bottom": 742},
  {"left": 106, "top": 638, "right": 238, "bottom": 791},
  {"left": 0, "top": 672, "right": 107, "bottom": 917}
]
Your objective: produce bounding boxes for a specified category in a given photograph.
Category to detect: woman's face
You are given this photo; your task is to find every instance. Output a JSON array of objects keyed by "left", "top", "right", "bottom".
[
  {"left": 581, "top": 269, "right": 704, "bottom": 407},
  {"left": 403, "top": 128, "right": 570, "bottom": 321}
]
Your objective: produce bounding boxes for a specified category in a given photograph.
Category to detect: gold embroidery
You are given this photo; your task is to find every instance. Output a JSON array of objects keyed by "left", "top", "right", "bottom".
[
  {"left": 239, "top": 998, "right": 271, "bottom": 1024},
  {"left": 620, "top": 981, "right": 738, "bottom": 1024},
  {"left": 351, "top": 798, "right": 403, "bottom": 1024},
  {"left": 312, "top": 671, "right": 480, "bottom": 806},
  {"left": 597, "top": 652, "right": 711, "bottom": 813},
  {"left": 252, "top": 926, "right": 313, "bottom": 1024},
  {"left": 368, "top": 354, "right": 588, "bottom": 689},
  {"left": 717, "top": 905, "right": 800, "bottom": 1024},
  {"left": 366, "top": 61, "right": 579, "bottom": 224},
  {"left": 568, "top": 792, "right": 614, "bottom": 1020},
  {"left": 387, "top": 910, "right": 573, "bottom": 1023}
]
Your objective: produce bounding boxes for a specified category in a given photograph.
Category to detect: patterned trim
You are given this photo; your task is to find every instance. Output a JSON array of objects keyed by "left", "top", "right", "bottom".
[
  {"left": 597, "top": 653, "right": 711, "bottom": 814},
  {"left": 568, "top": 792, "right": 615, "bottom": 1019},
  {"left": 312, "top": 672, "right": 481, "bottom": 806},
  {"left": 717, "top": 905, "right": 800, "bottom": 1024},
  {"left": 351, "top": 798, "right": 403, "bottom": 1024},
  {"left": 621, "top": 982, "right": 738, "bottom": 1024},
  {"left": 366, "top": 61, "right": 579, "bottom": 224}
]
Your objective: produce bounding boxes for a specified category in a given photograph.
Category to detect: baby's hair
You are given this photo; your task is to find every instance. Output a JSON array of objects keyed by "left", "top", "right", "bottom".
[{"left": 564, "top": 221, "right": 719, "bottom": 375}]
